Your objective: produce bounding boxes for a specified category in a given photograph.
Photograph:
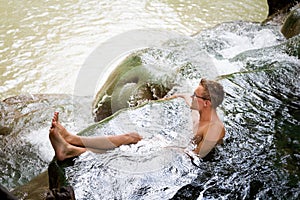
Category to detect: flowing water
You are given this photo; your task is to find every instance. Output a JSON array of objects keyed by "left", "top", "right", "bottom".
[
  {"left": 1, "top": 0, "right": 299, "bottom": 199},
  {"left": 60, "top": 22, "right": 299, "bottom": 199}
]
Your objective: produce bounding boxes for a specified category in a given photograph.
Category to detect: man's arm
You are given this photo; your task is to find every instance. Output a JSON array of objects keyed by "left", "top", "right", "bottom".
[{"left": 162, "top": 94, "right": 191, "bottom": 107}]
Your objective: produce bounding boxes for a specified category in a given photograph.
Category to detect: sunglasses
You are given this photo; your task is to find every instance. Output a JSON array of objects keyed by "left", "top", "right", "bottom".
[{"left": 191, "top": 92, "right": 210, "bottom": 101}]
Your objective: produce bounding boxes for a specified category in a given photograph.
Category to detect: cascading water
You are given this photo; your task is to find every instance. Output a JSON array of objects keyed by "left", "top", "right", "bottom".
[
  {"left": 1, "top": 3, "right": 299, "bottom": 200},
  {"left": 35, "top": 22, "right": 300, "bottom": 199}
]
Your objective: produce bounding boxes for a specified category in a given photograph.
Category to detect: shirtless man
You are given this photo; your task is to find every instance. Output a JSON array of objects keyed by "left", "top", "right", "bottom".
[
  {"left": 49, "top": 112, "right": 142, "bottom": 161},
  {"left": 167, "top": 78, "right": 225, "bottom": 158}
]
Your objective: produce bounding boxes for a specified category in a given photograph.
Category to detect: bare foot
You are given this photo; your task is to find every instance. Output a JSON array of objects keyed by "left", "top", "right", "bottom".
[
  {"left": 49, "top": 113, "right": 86, "bottom": 161},
  {"left": 51, "top": 112, "right": 76, "bottom": 145}
]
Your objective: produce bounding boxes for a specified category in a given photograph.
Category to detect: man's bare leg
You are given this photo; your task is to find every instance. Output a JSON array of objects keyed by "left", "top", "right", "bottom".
[{"left": 52, "top": 112, "right": 142, "bottom": 150}]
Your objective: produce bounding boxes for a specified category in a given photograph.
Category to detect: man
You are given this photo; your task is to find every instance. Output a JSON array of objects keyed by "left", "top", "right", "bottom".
[
  {"left": 166, "top": 78, "right": 225, "bottom": 158},
  {"left": 49, "top": 78, "right": 225, "bottom": 160}
]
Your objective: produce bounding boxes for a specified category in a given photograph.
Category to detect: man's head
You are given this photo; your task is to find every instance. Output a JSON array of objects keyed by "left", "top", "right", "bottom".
[
  {"left": 199, "top": 78, "right": 224, "bottom": 109},
  {"left": 191, "top": 79, "right": 224, "bottom": 110}
]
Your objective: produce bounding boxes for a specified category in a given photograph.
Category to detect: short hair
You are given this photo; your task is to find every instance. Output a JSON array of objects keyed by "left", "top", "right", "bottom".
[{"left": 200, "top": 79, "right": 224, "bottom": 109}]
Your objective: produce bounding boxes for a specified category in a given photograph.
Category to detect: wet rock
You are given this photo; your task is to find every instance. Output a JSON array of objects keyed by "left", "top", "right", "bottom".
[
  {"left": 11, "top": 171, "right": 49, "bottom": 200},
  {"left": 0, "top": 125, "right": 12, "bottom": 136},
  {"left": 92, "top": 54, "right": 142, "bottom": 122},
  {"left": 93, "top": 55, "right": 173, "bottom": 122},
  {"left": 110, "top": 65, "right": 171, "bottom": 111},
  {"left": 249, "top": 180, "right": 264, "bottom": 199},
  {"left": 263, "top": 1, "right": 299, "bottom": 25},
  {"left": 267, "top": 0, "right": 298, "bottom": 17},
  {"left": 0, "top": 184, "right": 18, "bottom": 200},
  {"left": 281, "top": 7, "right": 300, "bottom": 39},
  {"left": 46, "top": 186, "right": 75, "bottom": 200},
  {"left": 46, "top": 158, "right": 76, "bottom": 200},
  {"left": 93, "top": 95, "right": 112, "bottom": 122},
  {"left": 170, "top": 184, "right": 203, "bottom": 200}
]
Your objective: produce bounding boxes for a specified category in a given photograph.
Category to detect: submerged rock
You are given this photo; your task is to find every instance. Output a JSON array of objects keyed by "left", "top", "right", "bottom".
[
  {"left": 0, "top": 125, "right": 12, "bottom": 136},
  {"left": 284, "top": 34, "right": 300, "bottom": 58}
]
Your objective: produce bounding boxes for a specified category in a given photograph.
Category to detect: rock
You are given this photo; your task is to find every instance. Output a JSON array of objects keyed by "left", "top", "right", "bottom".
[
  {"left": 48, "top": 158, "right": 75, "bottom": 190},
  {"left": 110, "top": 64, "right": 171, "bottom": 111},
  {"left": 0, "top": 125, "right": 12, "bottom": 136},
  {"left": 281, "top": 7, "right": 300, "bottom": 38},
  {"left": 92, "top": 54, "right": 173, "bottom": 122},
  {"left": 11, "top": 171, "right": 49, "bottom": 200},
  {"left": 46, "top": 158, "right": 77, "bottom": 200},
  {"left": 46, "top": 186, "right": 75, "bottom": 200},
  {"left": 263, "top": 1, "right": 299, "bottom": 25},
  {"left": 0, "top": 184, "right": 18, "bottom": 200},
  {"left": 267, "top": 0, "right": 298, "bottom": 17},
  {"left": 92, "top": 54, "right": 142, "bottom": 122}
]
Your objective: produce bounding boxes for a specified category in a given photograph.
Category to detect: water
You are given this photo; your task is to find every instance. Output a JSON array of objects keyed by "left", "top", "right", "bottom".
[
  {"left": 1, "top": 0, "right": 299, "bottom": 199},
  {"left": 66, "top": 100, "right": 195, "bottom": 199},
  {"left": 0, "top": 0, "right": 267, "bottom": 100},
  {"left": 58, "top": 23, "right": 299, "bottom": 199},
  {"left": 0, "top": 94, "right": 94, "bottom": 189}
]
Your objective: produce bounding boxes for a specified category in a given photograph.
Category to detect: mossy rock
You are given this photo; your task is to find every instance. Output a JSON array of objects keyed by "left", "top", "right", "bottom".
[
  {"left": 92, "top": 54, "right": 141, "bottom": 122},
  {"left": 92, "top": 53, "right": 174, "bottom": 122},
  {"left": 281, "top": 7, "right": 300, "bottom": 39}
]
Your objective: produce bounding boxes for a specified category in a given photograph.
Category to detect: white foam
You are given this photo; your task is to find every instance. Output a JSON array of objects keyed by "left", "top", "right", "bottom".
[
  {"left": 217, "top": 29, "right": 280, "bottom": 59},
  {"left": 22, "top": 127, "right": 54, "bottom": 162},
  {"left": 213, "top": 58, "right": 242, "bottom": 76}
]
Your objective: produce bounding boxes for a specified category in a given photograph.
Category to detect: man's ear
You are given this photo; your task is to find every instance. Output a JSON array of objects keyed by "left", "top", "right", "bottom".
[{"left": 205, "top": 100, "right": 211, "bottom": 107}]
